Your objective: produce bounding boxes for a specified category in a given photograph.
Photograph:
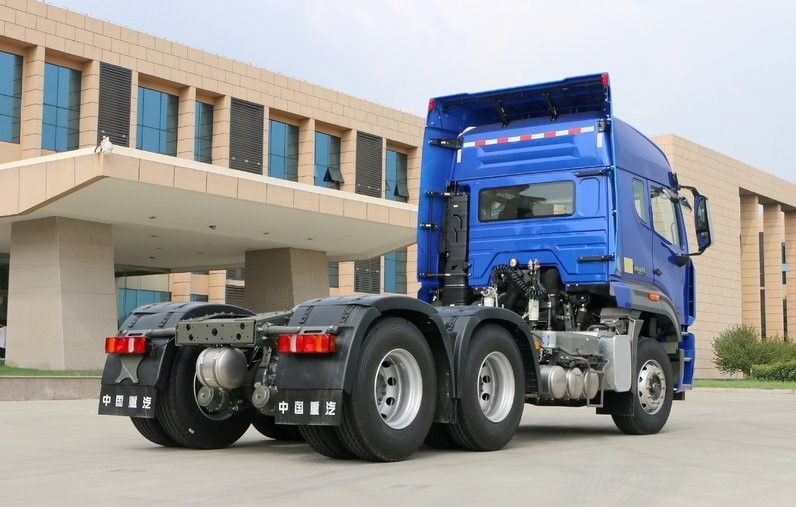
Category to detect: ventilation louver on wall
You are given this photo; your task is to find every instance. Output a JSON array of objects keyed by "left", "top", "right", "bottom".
[
  {"left": 354, "top": 258, "right": 381, "bottom": 294},
  {"left": 356, "top": 132, "right": 382, "bottom": 197},
  {"left": 98, "top": 62, "right": 132, "bottom": 146},
  {"left": 229, "top": 98, "right": 264, "bottom": 174}
]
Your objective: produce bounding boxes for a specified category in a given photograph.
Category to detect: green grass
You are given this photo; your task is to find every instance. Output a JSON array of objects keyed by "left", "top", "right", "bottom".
[
  {"left": 695, "top": 378, "right": 796, "bottom": 390},
  {"left": 0, "top": 365, "right": 101, "bottom": 377}
]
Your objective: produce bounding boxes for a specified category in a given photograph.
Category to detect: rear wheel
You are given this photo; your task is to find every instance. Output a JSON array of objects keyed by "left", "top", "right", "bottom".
[
  {"left": 156, "top": 346, "right": 251, "bottom": 449},
  {"left": 337, "top": 317, "right": 436, "bottom": 462},
  {"left": 611, "top": 338, "right": 673, "bottom": 435},
  {"left": 130, "top": 417, "right": 179, "bottom": 447},
  {"left": 449, "top": 324, "right": 524, "bottom": 451},
  {"left": 251, "top": 413, "right": 304, "bottom": 441}
]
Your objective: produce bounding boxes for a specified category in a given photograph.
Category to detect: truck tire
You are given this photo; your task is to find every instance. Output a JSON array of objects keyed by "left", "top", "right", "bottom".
[
  {"left": 299, "top": 426, "right": 354, "bottom": 459},
  {"left": 449, "top": 324, "right": 525, "bottom": 451},
  {"left": 338, "top": 317, "right": 436, "bottom": 462},
  {"left": 251, "top": 413, "right": 303, "bottom": 441},
  {"left": 130, "top": 417, "right": 179, "bottom": 447},
  {"left": 423, "top": 423, "right": 458, "bottom": 449},
  {"left": 156, "top": 346, "right": 251, "bottom": 449},
  {"left": 611, "top": 338, "right": 673, "bottom": 435}
]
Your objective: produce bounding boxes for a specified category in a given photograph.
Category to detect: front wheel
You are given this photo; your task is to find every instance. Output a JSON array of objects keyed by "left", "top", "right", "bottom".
[
  {"left": 156, "top": 346, "right": 251, "bottom": 449},
  {"left": 449, "top": 324, "right": 525, "bottom": 451},
  {"left": 337, "top": 317, "right": 436, "bottom": 462},
  {"left": 611, "top": 338, "right": 674, "bottom": 435}
]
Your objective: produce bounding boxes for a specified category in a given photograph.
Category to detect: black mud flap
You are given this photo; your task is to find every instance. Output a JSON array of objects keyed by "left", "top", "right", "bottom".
[
  {"left": 274, "top": 389, "right": 344, "bottom": 426},
  {"left": 98, "top": 384, "right": 158, "bottom": 418}
]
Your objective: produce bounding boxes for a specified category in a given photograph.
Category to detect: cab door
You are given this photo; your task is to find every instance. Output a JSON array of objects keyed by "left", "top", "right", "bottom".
[{"left": 649, "top": 185, "right": 689, "bottom": 322}]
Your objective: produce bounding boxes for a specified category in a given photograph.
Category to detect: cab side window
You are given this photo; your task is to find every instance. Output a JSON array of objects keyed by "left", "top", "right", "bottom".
[
  {"left": 632, "top": 178, "right": 648, "bottom": 223},
  {"left": 650, "top": 186, "right": 681, "bottom": 247}
]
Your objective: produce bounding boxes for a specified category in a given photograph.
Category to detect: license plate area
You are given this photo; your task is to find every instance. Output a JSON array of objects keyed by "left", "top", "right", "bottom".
[
  {"left": 98, "top": 385, "right": 157, "bottom": 417},
  {"left": 274, "top": 389, "right": 343, "bottom": 425}
]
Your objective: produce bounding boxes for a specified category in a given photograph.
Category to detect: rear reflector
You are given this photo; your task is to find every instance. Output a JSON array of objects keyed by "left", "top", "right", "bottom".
[
  {"left": 277, "top": 334, "right": 336, "bottom": 354},
  {"left": 105, "top": 336, "right": 147, "bottom": 354}
]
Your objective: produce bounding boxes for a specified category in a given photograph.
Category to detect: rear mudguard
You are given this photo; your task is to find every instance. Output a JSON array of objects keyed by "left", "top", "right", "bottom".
[
  {"left": 436, "top": 305, "right": 541, "bottom": 397},
  {"left": 274, "top": 295, "right": 458, "bottom": 421},
  {"left": 100, "top": 302, "right": 254, "bottom": 389}
]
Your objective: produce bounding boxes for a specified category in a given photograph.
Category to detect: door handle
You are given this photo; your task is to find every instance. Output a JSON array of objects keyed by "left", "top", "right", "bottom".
[{"left": 653, "top": 268, "right": 663, "bottom": 276}]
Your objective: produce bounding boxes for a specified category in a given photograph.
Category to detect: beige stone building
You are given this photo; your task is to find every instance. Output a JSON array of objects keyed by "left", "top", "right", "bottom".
[{"left": 0, "top": 0, "right": 794, "bottom": 378}]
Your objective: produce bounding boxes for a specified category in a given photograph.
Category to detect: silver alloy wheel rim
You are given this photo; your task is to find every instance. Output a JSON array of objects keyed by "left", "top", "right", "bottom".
[
  {"left": 478, "top": 351, "right": 515, "bottom": 423},
  {"left": 637, "top": 359, "right": 666, "bottom": 415},
  {"left": 374, "top": 348, "right": 423, "bottom": 430}
]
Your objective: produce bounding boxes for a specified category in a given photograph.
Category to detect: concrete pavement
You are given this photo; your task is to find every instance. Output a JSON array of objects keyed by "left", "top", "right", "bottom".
[{"left": 1, "top": 389, "right": 794, "bottom": 506}]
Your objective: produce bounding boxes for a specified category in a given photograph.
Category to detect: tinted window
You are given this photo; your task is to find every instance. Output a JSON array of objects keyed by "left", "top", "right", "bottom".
[
  {"left": 0, "top": 50, "right": 22, "bottom": 144},
  {"left": 386, "top": 150, "right": 409, "bottom": 202},
  {"left": 42, "top": 63, "right": 81, "bottom": 152},
  {"left": 650, "top": 187, "right": 681, "bottom": 247},
  {"left": 384, "top": 248, "right": 407, "bottom": 293},
  {"left": 632, "top": 178, "right": 648, "bottom": 223},
  {"left": 194, "top": 101, "right": 213, "bottom": 163},
  {"left": 314, "top": 132, "right": 342, "bottom": 189},
  {"left": 479, "top": 181, "right": 574, "bottom": 222},
  {"left": 136, "top": 87, "right": 177, "bottom": 155},
  {"left": 268, "top": 120, "right": 298, "bottom": 180}
]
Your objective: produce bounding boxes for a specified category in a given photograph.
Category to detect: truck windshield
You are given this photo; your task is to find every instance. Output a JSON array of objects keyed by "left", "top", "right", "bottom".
[{"left": 478, "top": 181, "right": 574, "bottom": 222}]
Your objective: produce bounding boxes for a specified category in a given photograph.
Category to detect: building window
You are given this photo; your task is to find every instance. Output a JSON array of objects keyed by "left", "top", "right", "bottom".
[
  {"left": 759, "top": 232, "right": 765, "bottom": 287},
  {"left": 328, "top": 261, "right": 339, "bottom": 288},
  {"left": 384, "top": 248, "right": 407, "bottom": 294},
  {"left": 227, "top": 268, "right": 246, "bottom": 281},
  {"left": 116, "top": 288, "right": 170, "bottom": 327},
  {"left": 0, "top": 50, "right": 22, "bottom": 144},
  {"left": 268, "top": 120, "right": 298, "bottom": 181},
  {"left": 136, "top": 87, "right": 178, "bottom": 156},
  {"left": 782, "top": 242, "right": 787, "bottom": 285},
  {"left": 315, "top": 132, "right": 343, "bottom": 189},
  {"left": 194, "top": 101, "right": 213, "bottom": 163},
  {"left": 190, "top": 294, "right": 209, "bottom": 302},
  {"left": 386, "top": 150, "right": 409, "bottom": 202},
  {"left": 42, "top": 63, "right": 81, "bottom": 152},
  {"left": 784, "top": 298, "right": 788, "bottom": 341},
  {"left": 761, "top": 289, "right": 767, "bottom": 339},
  {"left": 354, "top": 259, "right": 381, "bottom": 294}
]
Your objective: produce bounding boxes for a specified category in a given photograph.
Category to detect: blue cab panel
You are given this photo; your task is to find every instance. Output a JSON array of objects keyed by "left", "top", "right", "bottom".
[{"left": 416, "top": 73, "right": 693, "bottom": 331}]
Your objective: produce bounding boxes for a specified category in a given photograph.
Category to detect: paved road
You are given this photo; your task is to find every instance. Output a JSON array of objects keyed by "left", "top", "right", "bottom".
[{"left": 1, "top": 389, "right": 794, "bottom": 506}]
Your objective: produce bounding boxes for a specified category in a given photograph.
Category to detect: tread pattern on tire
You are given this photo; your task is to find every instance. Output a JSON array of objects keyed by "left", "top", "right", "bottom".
[
  {"left": 130, "top": 416, "right": 180, "bottom": 447},
  {"left": 611, "top": 338, "right": 674, "bottom": 435},
  {"left": 156, "top": 346, "right": 251, "bottom": 449},
  {"left": 299, "top": 425, "right": 354, "bottom": 459}
]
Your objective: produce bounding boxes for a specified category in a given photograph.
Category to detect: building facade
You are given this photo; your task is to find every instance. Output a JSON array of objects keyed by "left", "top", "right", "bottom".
[{"left": 1, "top": 0, "right": 795, "bottom": 377}]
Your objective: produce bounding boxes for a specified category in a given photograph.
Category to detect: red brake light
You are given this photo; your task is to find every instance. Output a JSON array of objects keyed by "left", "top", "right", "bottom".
[
  {"left": 105, "top": 336, "right": 147, "bottom": 354},
  {"left": 601, "top": 73, "right": 609, "bottom": 87},
  {"left": 277, "top": 334, "right": 336, "bottom": 354},
  {"left": 428, "top": 98, "right": 435, "bottom": 112}
]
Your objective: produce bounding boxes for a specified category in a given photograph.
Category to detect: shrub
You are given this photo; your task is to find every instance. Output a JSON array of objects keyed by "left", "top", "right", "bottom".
[
  {"left": 711, "top": 324, "right": 763, "bottom": 376},
  {"left": 712, "top": 324, "right": 796, "bottom": 376},
  {"left": 751, "top": 361, "right": 796, "bottom": 382}
]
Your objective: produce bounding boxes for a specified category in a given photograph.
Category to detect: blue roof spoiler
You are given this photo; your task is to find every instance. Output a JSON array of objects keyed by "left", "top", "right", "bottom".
[{"left": 427, "top": 73, "right": 611, "bottom": 132}]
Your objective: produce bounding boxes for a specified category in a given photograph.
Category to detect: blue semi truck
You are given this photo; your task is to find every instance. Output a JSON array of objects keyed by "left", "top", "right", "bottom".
[{"left": 99, "top": 73, "right": 713, "bottom": 461}]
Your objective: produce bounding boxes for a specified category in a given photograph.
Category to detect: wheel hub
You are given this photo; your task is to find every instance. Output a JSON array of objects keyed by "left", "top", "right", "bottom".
[
  {"left": 637, "top": 359, "right": 667, "bottom": 415},
  {"left": 373, "top": 348, "right": 423, "bottom": 430},
  {"left": 478, "top": 352, "right": 515, "bottom": 423}
]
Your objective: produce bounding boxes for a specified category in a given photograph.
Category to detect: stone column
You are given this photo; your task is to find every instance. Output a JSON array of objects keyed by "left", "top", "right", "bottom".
[
  {"left": 6, "top": 217, "right": 116, "bottom": 370},
  {"left": 78, "top": 60, "right": 100, "bottom": 149},
  {"left": 20, "top": 45, "right": 45, "bottom": 158},
  {"left": 212, "top": 95, "right": 231, "bottom": 168},
  {"left": 176, "top": 86, "right": 196, "bottom": 160},
  {"left": 763, "top": 203, "right": 785, "bottom": 338},
  {"left": 169, "top": 272, "right": 192, "bottom": 302},
  {"left": 739, "top": 194, "right": 761, "bottom": 332},
  {"left": 785, "top": 211, "right": 796, "bottom": 340},
  {"left": 297, "top": 118, "right": 315, "bottom": 185},
  {"left": 339, "top": 129, "right": 356, "bottom": 193},
  {"left": 208, "top": 269, "right": 227, "bottom": 303},
  {"left": 244, "top": 248, "right": 329, "bottom": 312}
]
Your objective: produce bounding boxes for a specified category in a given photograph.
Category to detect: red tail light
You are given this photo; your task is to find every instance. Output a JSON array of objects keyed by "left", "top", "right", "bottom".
[
  {"left": 601, "top": 73, "right": 609, "bottom": 87},
  {"left": 277, "top": 334, "right": 336, "bottom": 354},
  {"left": 105, "top": 336, "right": 147, "bottom": 354},
  {"left": 428, "top": 98, "right": 435, "bottom": 112}
]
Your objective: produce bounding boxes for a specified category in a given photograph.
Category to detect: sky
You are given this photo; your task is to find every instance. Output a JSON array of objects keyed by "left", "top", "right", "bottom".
[{"left": 48, "top": 0, "right": 796, "bottom": 183}]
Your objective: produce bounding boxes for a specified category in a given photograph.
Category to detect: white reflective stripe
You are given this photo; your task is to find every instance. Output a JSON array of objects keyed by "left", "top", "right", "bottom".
[
  {"left": 485, "top": 139, "right": 498, "bottom": 145},
  {"left": 462, "top": 124, "right": 598, "bottom": 149},
  {"left": 507, "top": 136, "right": 521, "bottom": 142},
  {"left": 462, "top": 141, "right": 476, "bottom": 148}
]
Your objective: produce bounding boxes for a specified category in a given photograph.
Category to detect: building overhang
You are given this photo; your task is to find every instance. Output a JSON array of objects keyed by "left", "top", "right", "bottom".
[{"left": 0, "top": 148, "right": 418, "bottom": 271}]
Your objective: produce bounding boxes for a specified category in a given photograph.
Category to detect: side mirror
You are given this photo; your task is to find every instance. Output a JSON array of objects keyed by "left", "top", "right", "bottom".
[{"left": 694, "top": 195, "right": 713, "bottom": 252}]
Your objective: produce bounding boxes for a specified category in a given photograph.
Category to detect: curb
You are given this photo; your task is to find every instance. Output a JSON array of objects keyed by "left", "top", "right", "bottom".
[{"left": 0, "top": 376, "right": 100, "bottom": 401}]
